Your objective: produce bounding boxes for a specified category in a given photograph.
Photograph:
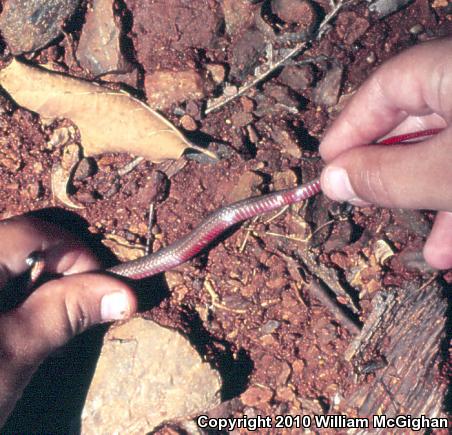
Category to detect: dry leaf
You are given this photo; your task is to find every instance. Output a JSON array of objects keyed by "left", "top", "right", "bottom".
[
  {"left": 0, "top": 59, "right": 194, "bottom": 162},
  {"left": 51, "top": 143, "right": 84, "bottom": 209},
  {"left": 374, "top": 239, "right": 395, "bottom": 265}
]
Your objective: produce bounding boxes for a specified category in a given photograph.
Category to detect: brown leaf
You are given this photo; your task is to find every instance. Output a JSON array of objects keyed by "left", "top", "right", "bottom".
[
  {"left": 51, "top": 143, "right": 85, "bottom": 210},
  {"left": 0, "top": 59, "right": 196, "bottom": 162}
]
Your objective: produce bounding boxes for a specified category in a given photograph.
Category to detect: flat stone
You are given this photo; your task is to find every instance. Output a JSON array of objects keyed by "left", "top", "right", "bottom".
[
  {"left": 278, "top": 64, "right": 313, "bottom": 92},
  {"left": 0, "top": 0, "right": 80, "bottom": 54},
  {"left": 230, "top": 29, "right": 267, "bottom": 80},
  {"left": 335, "top": 12, "right": 370, "bottom": 45},
  {"left": 77, "top": 0, "right": 131, "bottom": 76},
  {"left": 145, "top": 69, "right": 206, "bottom": 110},
  {"left": 314, "top": 65, "right": 344, "bottom": 108},
  {"left": 81, "top": 318, "right": 221, "bottom": 433}
]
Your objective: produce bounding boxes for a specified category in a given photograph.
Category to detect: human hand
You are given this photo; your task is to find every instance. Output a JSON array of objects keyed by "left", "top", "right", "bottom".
[
  {"left": 0, "top": 215, "right": 137, "bottom": 426},
  {"left": 319, "top": 37, "right": 452, "bottom": 269}
]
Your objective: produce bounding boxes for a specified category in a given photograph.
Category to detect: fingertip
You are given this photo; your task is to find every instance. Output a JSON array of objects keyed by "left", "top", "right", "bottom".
[
  {"left": 8, "top": 273, "right": 138, "bottom": 361},
  {"left": 320, "top": 165, "right": 371, "bottom": 206},
  {"left": 423, "top": 212, "right": 452, "bottom": 270}
]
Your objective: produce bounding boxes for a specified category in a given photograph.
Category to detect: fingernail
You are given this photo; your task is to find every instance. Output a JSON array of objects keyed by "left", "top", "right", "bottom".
[
  {"left": 322, "top": 166, "right": 368, "bottom": 206},
  {"left": 101, "top": 292, "right": 129, "bottom": 321}
]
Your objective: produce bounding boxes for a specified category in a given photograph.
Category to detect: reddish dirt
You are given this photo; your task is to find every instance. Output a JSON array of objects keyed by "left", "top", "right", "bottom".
[{"left": 0, "top": 0, "right": 450, "bottom": 431}]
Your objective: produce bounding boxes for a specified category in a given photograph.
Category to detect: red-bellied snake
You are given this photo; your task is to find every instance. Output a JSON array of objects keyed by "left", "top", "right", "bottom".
[{"left": 106, "top": 128, "right": 442, "bottom": 279}]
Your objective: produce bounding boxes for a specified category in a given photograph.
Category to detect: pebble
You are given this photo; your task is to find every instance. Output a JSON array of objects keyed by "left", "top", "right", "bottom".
[
  {"left": 74, "top": 158, "right": 97, "bottom": 181},
  {"left": 77, "top": 0, "right": 131, "bottom": 76},
  {"left": 278, "top": 65, "right": 313, "bottom": 93},
  {"left": 366, "top": 51, "right": 377, "bottom": 64},
  {"left": 81, "top": 318, "right": 221, "bottom": 433},
  {"left": 260, "top": 320, "right": 281, "bottom": 335},
  {"left": 272, "top": 129, "right": 302, "bottom": 158},
  {"left": 180, "top": 114, "right": 198, "bottom": 131},
  {"left": 272, "top": 169, "right": 298, "bottom": 190},
  {"left": 230, "top": 29, "right": 267, "bottom": 80},
  {"left": 206, "top": 63, "right": 226, "bottom": 84},
  {"left": 0, "top": 0, "right": 79, "bottom": 54},
  {"left": 271, "top": 0, "right": 317, "bottom": 33},
  {"left": 409, "top": 24, "right": 424, "bottom": 35},
  {"left": 263, "top": 82, "right": 299, "bottom": 110},
  {"left": 314, "top": 64, "right": 344, "bottom": 108},
  {"left": 368, "top": 0, "right": 413, "bottom": 19},
  {"left": 335, "top": 12, "right": 370, "bottom": 45},
  {"left": 145, "top": 69, "right": 206, "bottom": 110}
]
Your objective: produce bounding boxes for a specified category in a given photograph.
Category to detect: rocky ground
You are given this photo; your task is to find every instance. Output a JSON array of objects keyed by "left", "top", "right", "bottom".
[{"left": 0, "top": 0, "right": 450, "bottom": 433}]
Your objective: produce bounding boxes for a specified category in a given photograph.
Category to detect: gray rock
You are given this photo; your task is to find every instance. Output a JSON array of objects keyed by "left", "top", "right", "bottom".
[
  {"left": 314, "top": 64, "right": 343, "bottom": 108},
  {"left": 278, "top": 64, "right": 313, "bottom": 92},
  {"left": 77, "top": 0, "right": 132, "bottom": 76},
  {"left": 368, "top": 0, "right": 413, "bottom": 19},
  {"left": 230, "top": 29, "right": 267, "bottom": 80},
  {"left": 0, "top": 0, "right": 80, "bottom": 54},
  {"left": 81, "top": 318, "right": 222, "bottom": 433}
]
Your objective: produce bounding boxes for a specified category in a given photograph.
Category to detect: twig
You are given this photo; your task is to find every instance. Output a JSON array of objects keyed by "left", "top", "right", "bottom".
[
  {"left": 118, "top": 156, "right": 144, "bottom": 176},
  {"left": 309, "top": 278, "right": 361, "bottom": 335},
  {"left": 205, "top": 0, "right": 346, "bottom": 114},
  {"left": 145, "top": 203, "right": 155, "bottom": 255}
]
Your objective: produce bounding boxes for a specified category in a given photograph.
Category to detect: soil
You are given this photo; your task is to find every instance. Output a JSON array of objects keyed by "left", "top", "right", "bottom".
[{"left": 0, "top": 0, "right": 451, "bottom": 432}]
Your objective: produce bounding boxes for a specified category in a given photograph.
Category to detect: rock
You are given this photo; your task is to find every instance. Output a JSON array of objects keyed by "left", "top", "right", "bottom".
[
  {"left": 230, "top": 29, "right": 267, "bottom": 80},
  {"left": 145, "top": 69, "right": 206, "bottom": 110},
  {"left": 0, "top": 0, "right": 80, "bottom": 54},
  {"left": 271, "top": 129, "right": 301, "bottom": 158},
  {"left": 206, "top": 63, "right": 226, "bottom": 84},
  {"left": 314, "top": 65, "right": 343, "bottom": 108},
  {"left": 278, "top": 65, "right": 313, "bottom": 92},
  {"left": 227, "top": 171, "right": 264, "bottom": 202},
  {"left": 271, "top": 0, "right": 317, "bottom": 32},
  {"left": 180, "top": 114, "right": 198, "bottom": 131},
  {"left": 77, "top": 0, "right": 132, "bottom": 76},
  {"left": 81, "top": 318, "right": 221, "bottom": 433},
  {"left": 263, "top": 82, "right": 299, "bottom": 109},
  {"left": 335, "top": 12, "right": 370, "bottom": 45},
  {"left": 272, "top": 169, "right": 298, "bottom": 190},
  {"left": 368, "top": 0, "right": 413, "bottom": 19},
  {"left": 74, "top": 157, "right": 97, "bottom": 181},
  {"left": 222, "top": 0, "right": 256, "bottom": 35}
]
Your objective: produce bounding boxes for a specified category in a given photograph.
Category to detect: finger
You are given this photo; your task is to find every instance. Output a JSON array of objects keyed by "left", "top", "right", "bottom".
[
  {"left": 382, "top": 113, "right": 446, "bottom": 140},
  {"left": 0, "top": 216, "right": 98, "bottom": 277},
  {"left": 320, "top": 128, "right": 452, "bottom": 210},
  {"left": 0, "top": 273, "right": 137, "bottom": 367},
  {"left": 423, "top": 211, "right": 452, "bottom": 270},
  {"left": 320, "top": 38, "right": 452, "bottom": 162}
]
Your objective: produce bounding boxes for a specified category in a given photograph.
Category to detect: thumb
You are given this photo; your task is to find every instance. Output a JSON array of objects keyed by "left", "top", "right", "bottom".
[
  {"left": 320, "top": 129, "right": 452, "bottom": 210},
  {"left": 0, "top": 273, "right": 137, "bottom": 367}
]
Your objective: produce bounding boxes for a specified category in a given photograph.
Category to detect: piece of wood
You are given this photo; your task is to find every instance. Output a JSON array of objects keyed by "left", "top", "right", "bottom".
[{"left": 342, "top": 280, "right": 448, "bottom": 429}]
